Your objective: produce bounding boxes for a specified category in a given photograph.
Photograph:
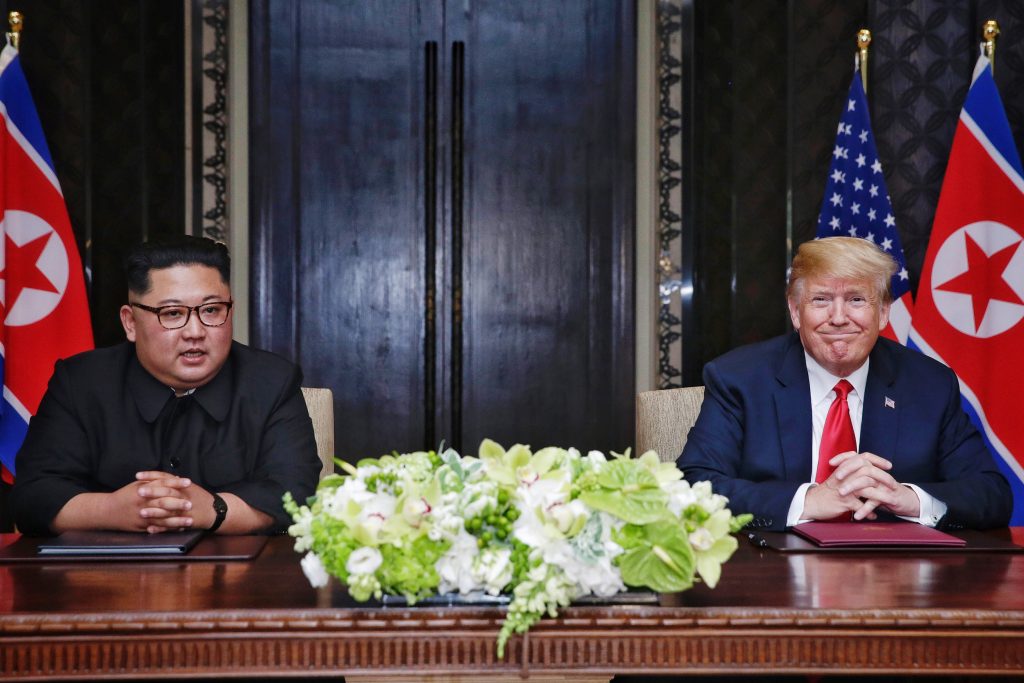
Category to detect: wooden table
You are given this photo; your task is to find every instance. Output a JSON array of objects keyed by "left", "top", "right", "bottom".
[{"left": 2, "top": 530, "right": 1023, "bottom": 680}]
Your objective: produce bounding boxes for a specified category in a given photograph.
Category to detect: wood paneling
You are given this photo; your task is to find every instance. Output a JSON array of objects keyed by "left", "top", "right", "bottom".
[
  {"left": 249, "top": 0, "right": 635, "bottom": 461},
  {"left": 2, "top": 532, "right": 1024, "bottom": 679}
]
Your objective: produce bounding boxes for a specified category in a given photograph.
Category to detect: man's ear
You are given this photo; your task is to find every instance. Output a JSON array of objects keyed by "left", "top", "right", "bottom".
[
  {"left": 879, "top": 299, "right": 891, "bottom": 331},
  {"left": 120, "top": 305, "right": 137, "bottom": 341},
  {"left": 787, "top": 297, "right": 801, "bottom": 331}
]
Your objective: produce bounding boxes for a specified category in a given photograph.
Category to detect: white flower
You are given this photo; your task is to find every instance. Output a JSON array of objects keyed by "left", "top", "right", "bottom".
[
  {"left": 517, "top": 468, "right": 571, "bottom": 512},
  {"left": 473, "top": 547, "right": 513, "bottom": 595},
  {"left": 437, "top": 531, "right": 483, "bottom": 594},
  {"left": 401, "top": 496, "right": 432, "bottom": 527},
  {"left": 287, "top": 506, "right": 315, "bottom": 552},
  {"left": 320, "top": 477, "right": 373, "bottom": 519},
  {"left": 664, "top": 479, "right": 729, "bottom": 523},
  {"left": 300, "top": 552, "right": 330, "bottom": 588},
  {"left": 688, "top": 526, "right": 715, "bottom": 552},
  {"left": 461, "top": 480, "right": 499, "bottom": 518},
  {"left": 549, "top": 499, "right": 588, "bottom": 536},
  {"left": 346, "top": 546, "right": 383, "bottom": 576},
  {"left": 690, "top": 479, "right": 728, "bottom": 514}
]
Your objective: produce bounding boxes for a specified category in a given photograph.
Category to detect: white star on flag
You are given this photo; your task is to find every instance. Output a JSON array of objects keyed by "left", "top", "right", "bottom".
[{"left": 815, "top": 66, "right": 914, "bottom": 344}]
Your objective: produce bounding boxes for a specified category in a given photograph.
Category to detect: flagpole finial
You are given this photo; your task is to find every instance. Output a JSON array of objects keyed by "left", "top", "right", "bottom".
[
  {"left": 983, "top": 20, "right": 1000, "bottom": 75},
  {"left": 7, "top": 11, "right": 22, "bottom": 49},
  {"left": 857, "top": 29, "right": 871, "bottom": 95}
]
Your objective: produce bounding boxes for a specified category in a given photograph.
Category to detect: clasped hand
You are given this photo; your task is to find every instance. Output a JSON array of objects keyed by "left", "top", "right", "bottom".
[
  {"left": 119, "top": 471, "right": 214, "bottom": 534},
  {"left": 803, "top": 451, "right": 921, "bottom": 521}
]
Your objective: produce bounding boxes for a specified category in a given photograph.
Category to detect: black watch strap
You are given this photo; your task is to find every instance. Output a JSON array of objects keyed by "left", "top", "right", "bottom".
[{"left": 208, "top": 493, "right": 228, "bottom": 532}]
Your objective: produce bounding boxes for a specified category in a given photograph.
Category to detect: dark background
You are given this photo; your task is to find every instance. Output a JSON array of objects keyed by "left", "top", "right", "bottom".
[
  {"left": 3, "top": 0, "right": 1024, "bottom": 527},
  {"left": 677, "top": 0, "right": 1024, "bottom": 384}
]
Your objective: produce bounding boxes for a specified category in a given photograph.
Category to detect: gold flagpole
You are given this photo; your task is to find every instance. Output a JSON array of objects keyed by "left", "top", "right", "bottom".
[
  {"left": 7, "top": 11, "right": 22, "bottom": 49},
  {"left": 983, "top": 20, "right": 999, "bottom": 76},
  {"left": 857, "top": 29, "right": 871, "bottom": 96}
]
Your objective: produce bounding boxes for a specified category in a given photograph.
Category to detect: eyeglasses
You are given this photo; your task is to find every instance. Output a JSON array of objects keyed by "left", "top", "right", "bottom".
[{"left": 131, "top": 301, "right": 233, "bottom": 330}]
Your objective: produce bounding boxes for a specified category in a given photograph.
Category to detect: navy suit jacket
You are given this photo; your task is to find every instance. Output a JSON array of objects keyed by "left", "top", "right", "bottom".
[{"left": 677, "top": 333, "right": 1012, "bottom": 531}]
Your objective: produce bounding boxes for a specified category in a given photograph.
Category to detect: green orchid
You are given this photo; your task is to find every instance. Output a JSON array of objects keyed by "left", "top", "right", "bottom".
[
  {"left": 479, "top": 438, "right": 534, "bottom": 486},
  {"left": 689, "top": 509, "right": 739, "bottom": 588}
]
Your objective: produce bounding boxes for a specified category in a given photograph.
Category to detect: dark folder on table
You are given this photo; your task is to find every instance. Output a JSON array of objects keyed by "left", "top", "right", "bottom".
[
  {"left": 37, "top": 530, "right": 205, "bottom": 556},
  {"left": 791, "top": 521, "right": 966, "bottom": 547}
]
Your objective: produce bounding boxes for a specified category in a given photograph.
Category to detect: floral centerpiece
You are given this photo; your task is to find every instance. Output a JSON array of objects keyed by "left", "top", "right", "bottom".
[{"left": 284, "top": 439, "right": 751, "bottom": 656}]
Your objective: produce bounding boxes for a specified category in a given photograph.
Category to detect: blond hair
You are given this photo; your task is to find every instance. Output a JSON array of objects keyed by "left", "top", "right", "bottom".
[{"left": 787, "top": 237, "right": 897, "bottom": 304}]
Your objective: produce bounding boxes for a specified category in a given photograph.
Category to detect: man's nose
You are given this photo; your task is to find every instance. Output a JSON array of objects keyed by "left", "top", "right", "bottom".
[
  {"left": 828, "top": 300, "right": 849, "bottom": 324},
  {"left": 180, "top": 309, "right": 207, "bottom": 337}
]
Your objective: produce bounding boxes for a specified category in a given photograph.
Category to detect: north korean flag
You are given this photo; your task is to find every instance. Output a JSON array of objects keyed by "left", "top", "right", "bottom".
[
  {"left": 0, "top": 44, "right": 93, "bottom": 478},
  {"left": 909, "top": 55, "right": 1024, "bottom": 524}
]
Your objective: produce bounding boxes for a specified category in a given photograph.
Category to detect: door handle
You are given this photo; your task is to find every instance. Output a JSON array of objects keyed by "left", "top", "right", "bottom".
[
  {"left": 424, "top": 41, "right": 438, "bottom": 450},
  {"left": 450, "top": 40, "right": 465, "bottom": 449}
]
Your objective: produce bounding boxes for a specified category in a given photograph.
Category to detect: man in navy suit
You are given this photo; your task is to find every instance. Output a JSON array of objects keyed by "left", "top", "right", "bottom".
[{"left": 678, "top": 237, "right": 1012, "bottom": 531}]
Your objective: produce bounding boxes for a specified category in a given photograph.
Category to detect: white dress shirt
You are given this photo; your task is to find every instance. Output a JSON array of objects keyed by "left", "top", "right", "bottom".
[{"left": 786, "top": 352, "right": 947, "bottom": 527}]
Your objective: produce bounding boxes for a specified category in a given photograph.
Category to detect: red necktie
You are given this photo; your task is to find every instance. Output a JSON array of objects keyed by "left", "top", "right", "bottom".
[{"left": 816, "top": 379, "right": 856, "bottom": 483}]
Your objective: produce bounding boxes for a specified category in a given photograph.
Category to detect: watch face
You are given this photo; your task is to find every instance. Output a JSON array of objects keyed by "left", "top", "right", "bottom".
[{"left": 213, "top": 495, "right": 228, "bottom": 514}]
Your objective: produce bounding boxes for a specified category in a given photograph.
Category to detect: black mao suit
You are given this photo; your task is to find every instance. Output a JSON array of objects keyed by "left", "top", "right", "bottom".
[{"left": 11, "top": 341, "right": 321, "bottom": 535}]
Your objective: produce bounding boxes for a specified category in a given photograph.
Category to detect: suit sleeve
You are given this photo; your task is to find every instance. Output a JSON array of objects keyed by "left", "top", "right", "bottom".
[
  {"left": 11, "top": 360, "right": 97, "bottom": 535},
  {"left": 677, "top": 361, "right": 802, "bottom": 531},
  {"left": 217, "top": 364, "right": 321, "bottom": 533},
  {"left": 915, "top": 365, "right": 1012, "bottom": 530}
]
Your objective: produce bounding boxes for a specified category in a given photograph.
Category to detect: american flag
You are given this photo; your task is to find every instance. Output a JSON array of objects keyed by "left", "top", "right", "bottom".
[{"left": 815, "top": 68, "right": 913, "bottom": 343}]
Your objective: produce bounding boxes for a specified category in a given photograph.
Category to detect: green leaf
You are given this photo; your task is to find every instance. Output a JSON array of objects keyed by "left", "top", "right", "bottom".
[
  {"left": 596, "top": 458, "right": 657, "bottom": 489},
  {"left": 614, "top": 521, "right": 695, "bottom": 593},
  {"left": 577, "top": 459, "right": 668, "bottom": 523},
  {"left": 580, "top": 487, "right": 668, "bottom": 525}
]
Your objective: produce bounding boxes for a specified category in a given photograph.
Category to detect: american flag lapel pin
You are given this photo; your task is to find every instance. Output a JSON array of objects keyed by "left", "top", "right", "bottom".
[{"left": 884, "top": 396, "right": 896, "bottom": 409}]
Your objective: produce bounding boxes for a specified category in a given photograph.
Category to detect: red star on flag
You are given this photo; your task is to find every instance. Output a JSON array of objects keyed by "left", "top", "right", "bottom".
[
  {"left": 0, "top": 231, "right": 59, "bottom": 316},
  {"left": 936, "top": 232, "right": 1024, "bottom": 333}
]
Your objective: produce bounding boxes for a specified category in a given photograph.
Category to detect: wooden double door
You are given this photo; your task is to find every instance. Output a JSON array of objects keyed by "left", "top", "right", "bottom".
[{"left": 249, "top": 1, "right": 636, "bottom": 462}]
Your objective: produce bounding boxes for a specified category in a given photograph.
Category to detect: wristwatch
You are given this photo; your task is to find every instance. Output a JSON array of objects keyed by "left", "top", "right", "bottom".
[{"left": 208, "top": 493, "right": 228, "bottom": 532}]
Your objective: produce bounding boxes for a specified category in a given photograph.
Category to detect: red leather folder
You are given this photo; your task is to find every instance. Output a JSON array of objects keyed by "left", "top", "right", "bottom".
[{"left": 792, "top": 521, "right": 967, "bottom": 547}]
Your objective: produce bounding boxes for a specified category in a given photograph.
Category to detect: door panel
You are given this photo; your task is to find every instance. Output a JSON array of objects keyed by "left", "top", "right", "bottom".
[
  {"left": 250, "top": 0, "right": 634, "bottom": 462},
  {"left": 454, "top": 2, "right": 635, "bottom": 453}
]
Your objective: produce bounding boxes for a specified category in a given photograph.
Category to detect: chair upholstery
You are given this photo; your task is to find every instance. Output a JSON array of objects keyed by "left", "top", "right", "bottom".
[
  {"left": 301, "top": 387, "right": 335, "bottom": 480},
  {"left": 635, "top": 386, "right": 705, "bottom": 463}
]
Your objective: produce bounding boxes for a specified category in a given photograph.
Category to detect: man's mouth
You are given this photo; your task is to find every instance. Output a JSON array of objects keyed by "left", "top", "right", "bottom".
[{"left": 181, "top": 349, "right": 206, "bottom": 359}]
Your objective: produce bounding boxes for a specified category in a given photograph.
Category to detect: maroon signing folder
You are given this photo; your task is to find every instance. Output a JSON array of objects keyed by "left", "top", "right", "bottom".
[{"left": 792, "top": 521, "right": 967, "bottom": 548}]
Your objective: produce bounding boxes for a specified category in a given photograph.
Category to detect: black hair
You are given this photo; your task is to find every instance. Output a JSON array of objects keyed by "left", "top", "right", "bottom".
[{"left": 124, "top": 235, "right": 231, "bottom": 295}]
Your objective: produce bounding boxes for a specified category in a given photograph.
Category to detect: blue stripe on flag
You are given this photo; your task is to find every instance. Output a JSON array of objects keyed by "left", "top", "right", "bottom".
[
  {"left": 963, "top": 64, "right": 1024, "bottom": 176},
  {"left": 0, "top": 51, "right": 55, "bottom": 172},
  {"left": 908, "top": 338, "right": 1024, "bottom": 525},
  {"left": 959, "top": 395, "right": 1024, "bottom": 526},
  {"left": 1, "top": 343, "right": 31, "bottom": 473}
]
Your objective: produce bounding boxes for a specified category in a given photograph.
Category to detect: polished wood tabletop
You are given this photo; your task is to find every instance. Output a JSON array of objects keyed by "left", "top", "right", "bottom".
[{"left": 2, "top": 530, "right": 1023, "bottom": 680}]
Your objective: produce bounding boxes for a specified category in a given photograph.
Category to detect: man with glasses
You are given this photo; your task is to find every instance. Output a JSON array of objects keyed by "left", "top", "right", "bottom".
[{"left": 11, "top": 236, "right": 321, "bottom": 535}]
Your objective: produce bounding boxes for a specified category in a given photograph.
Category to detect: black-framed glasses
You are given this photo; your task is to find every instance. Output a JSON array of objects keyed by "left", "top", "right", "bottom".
[{"left": 130, "top": 301, "right": 233, "bottom": 330}]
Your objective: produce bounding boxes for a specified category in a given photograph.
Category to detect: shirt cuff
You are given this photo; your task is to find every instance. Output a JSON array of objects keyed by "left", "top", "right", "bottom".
[
  {"left": 787, "top": 483, "right": 815, "bottom": 527},
  {"left": 896, "top": 483, "right": 947, "bottom": 527}
]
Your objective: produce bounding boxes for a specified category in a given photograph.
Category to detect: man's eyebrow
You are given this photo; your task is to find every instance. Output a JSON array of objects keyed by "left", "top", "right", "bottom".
[{"left": 153, "top": 294, "right": 226, "bottom": 306}]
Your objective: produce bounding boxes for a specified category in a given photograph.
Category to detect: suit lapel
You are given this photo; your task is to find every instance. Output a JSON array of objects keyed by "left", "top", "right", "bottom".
[
  {"left": 774, "top": 334, "right": 813, "bottom": 480},
  {"left": 859, "top": 339, "right": 899, "bottom": 456}
]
